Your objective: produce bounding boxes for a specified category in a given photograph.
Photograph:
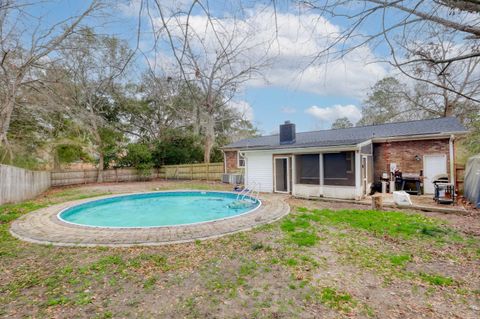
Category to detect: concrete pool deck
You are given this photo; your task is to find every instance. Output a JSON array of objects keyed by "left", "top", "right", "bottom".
[{"left": 10, "top": 192, "right": 290, "bottom": 247}]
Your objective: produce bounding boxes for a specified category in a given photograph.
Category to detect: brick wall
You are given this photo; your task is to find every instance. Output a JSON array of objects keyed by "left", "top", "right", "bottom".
[
  {"left": 225, "top": 150, "right": 239, "bottom": 173},
  {"left": 373, "top": 139, "right": 450, "bottom": 182}
]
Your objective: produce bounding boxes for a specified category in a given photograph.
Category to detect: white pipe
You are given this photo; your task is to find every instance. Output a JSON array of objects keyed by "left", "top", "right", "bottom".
[{"left": 449, "top": 135, "right": 455, "bottom": 183}]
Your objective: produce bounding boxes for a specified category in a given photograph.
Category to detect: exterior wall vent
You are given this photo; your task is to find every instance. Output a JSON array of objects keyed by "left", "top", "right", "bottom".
[{"left": 280, "top": 121, "right": 296, "bottom": 145}]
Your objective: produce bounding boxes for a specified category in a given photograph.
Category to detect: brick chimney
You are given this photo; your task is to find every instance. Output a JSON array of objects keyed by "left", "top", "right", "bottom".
[{"left": 279, "top": 121, "right": 296, "bottom": 145}]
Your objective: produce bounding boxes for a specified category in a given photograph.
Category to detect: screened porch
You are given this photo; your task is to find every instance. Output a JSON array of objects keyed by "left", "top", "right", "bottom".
[{"left": 287, "top": 151, "right": 364, "bottom": 199}]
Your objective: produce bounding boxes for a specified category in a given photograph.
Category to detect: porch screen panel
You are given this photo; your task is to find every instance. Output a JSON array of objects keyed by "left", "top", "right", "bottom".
[
  {"left": 295, "top": 154, "right": 320, "bottom": 185},
  {"left": 323, "top": 151, "right": 355, "bottom": 186}
]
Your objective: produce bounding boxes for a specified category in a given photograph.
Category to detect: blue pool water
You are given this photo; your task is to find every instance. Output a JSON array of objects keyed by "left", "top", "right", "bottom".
[{"left": 59, "top": 191, "right": 260, "bottom": 228}]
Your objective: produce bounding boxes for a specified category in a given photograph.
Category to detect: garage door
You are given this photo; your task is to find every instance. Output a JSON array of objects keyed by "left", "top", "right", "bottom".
[{"left": 423, "top": 155, "right": 447, "bottom": 194}]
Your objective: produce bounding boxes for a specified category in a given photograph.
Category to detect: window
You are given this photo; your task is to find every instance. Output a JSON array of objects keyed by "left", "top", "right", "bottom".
[
  {"left": 346, "top": 152, "right": 354, "bottom": 173},
  {"left": 295, "top": 154, "right": 320, "bottom": 185},
  {"left": 323, "top": 151, "right": 355, "bottom": 186},
  {"left": 237, "top": 152, "right": 245, "bottom": 168}
]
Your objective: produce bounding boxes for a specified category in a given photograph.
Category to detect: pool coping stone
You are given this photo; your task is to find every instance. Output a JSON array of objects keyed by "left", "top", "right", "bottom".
[{"left": 10, "top": 190, "right": 290, "bottom": 247}]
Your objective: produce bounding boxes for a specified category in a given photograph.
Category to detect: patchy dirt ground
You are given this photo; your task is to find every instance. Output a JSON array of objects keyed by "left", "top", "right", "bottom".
[{"left": 1, "top": 181, "right": 479, "bottom": 318}]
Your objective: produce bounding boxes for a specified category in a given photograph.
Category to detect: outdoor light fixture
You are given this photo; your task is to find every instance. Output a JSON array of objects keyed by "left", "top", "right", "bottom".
[{"left": 415, "top": 155, "right": 421, "bottom": 161}]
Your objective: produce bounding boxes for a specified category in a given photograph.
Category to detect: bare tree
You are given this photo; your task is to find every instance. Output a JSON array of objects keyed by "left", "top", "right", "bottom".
[
  {"left": 150, "top": 0, "right": 270, "bottom": 162},
  {"left": 397, "top": 27, "right": 480, "bottom": 117},
  {"left": 0, "top": 0, "right": 103, "bottom": 160},
  {"left": 299, "top": 0, "right": 480, "bottom": 103}
]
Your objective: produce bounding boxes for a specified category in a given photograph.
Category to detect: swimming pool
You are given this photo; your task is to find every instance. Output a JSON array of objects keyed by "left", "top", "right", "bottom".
[{"left": 58, "top": 191, "right": 261, "bottom": 228}]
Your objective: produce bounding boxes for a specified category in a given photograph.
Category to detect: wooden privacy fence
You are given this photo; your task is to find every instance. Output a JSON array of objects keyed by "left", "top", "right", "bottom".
[
  {"left": 0, "top": 164, "right": 51, "bottom": 205},
  {"left": 51, "top": 163, "right": 224, "bottom": 186},
  {"left": 0, "top": 163, "right": 224, "bottom": 204},
  {"left": 455, "top": 164, "right": 465, "bottom": 194},
  {"left": 51, "top": 168, "right": 155, "bottom": 186},
  {"left": 158, "top": 163, "right": 223, "bottom": 181}
]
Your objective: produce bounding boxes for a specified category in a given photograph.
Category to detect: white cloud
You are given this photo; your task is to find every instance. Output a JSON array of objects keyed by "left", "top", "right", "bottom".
[
  {"left": 243, "top": 9, "right": 387, "bottom": 98},
  {"left": 228, "top": 100, "right": 254, "bottom": 121},
  {"left": 149, "top": 6, "right": 387, "bottom": 99},
  {"left": 305, "top": 104, "right": 362, "bottom": 126},
  {"left": 281, "top": 107, "right": 297, "bottom": 114}
]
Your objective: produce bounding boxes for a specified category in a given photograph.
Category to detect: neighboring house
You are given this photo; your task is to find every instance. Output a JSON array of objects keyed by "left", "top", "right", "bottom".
[{"left": 223, "top": 117, "right": 467, "bottom": 200}]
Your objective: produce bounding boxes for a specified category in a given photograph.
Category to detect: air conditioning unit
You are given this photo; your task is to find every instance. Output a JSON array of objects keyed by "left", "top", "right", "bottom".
[{"left": 222, "top": 174, "right": 244, "bottom": 184}]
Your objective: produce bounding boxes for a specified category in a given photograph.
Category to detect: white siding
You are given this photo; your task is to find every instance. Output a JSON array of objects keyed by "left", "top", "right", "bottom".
[
  {"left": 293, "top": 185, "right": 357, "bottom": 199},
  {"left": 323, "top": 186, "right": 356, "bottom": 199},
  {"left": 245, "top": 152, "right": 273, "bottom": 192},
  {"left": 293, "top": 184, "right": 321, "bottom": 197}
]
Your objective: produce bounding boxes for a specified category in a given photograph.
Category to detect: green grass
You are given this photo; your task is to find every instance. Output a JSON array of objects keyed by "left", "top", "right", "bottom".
[
  {"left": 0, "top": 201, "right": 47, "bottom": 224},
  {"left": 143, "top": 276, "right": 158, "bottom": 289},
  {"left": 318, "top": 287, "right": 356, "bottom": 312},
  {"left": 238, "top": 260, "right": 258, "bottom": 276},
  {"left": 305, "top": 208, "right": 455, "bottom": 240},
  {"left": 419, "top": 273, "right": 456, "bottom": 286},
  {"left": 287, "top": 231, "right": 319, "bottom": 247},
  {"left": 388, "top": 254, "right": 412, "bottom": 267},
  {"left": 280, "top": 209, "right": 321, "bottom": 247},
  {"left": 1, "top": 188, "right": 479, "bottom": 318},
  {"left": 280, "top": 218, "right": 311, "bottom": 232},
  {"left": 284, "top": 258, "right": 298, "bottom": 267}
]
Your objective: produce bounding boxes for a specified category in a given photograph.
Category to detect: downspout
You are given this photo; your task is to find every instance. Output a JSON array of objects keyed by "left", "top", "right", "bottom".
[
  {"left": 239, "top": 151, "right": 247, "bottom": 186},
  {"left": 449, "top": 135, "right": 455, "bottom": 184},
  {"left": 355, "top": 149, "right": 362, "bottom": 200}
]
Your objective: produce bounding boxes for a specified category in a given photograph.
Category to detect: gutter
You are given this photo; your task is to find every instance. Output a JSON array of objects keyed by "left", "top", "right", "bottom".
[
  {"left": 224, "top": 131, "right": 468, "bottom": 152},
  {"left": 239, "top": 144, "right": 359, "bottom": 154},
  {"left": 368, "top": 131, "right": 467, "bottom": 143}
]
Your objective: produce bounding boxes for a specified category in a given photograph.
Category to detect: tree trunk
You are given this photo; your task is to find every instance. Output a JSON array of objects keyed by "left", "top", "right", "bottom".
[
  {"left": 97, "top": 152, "right": 104, "bottom": 183},
  {"left": 203, "top": 116, "right": 215, "bottom": 163},
  {"left": 0, "top": 93, "right": 15, "bottom": 149},
  {"left": 0, "top": 93, "right": 15, "bottom": 162},
  {"left": 53, "top": 149, "right": 61, "bottom": 171},
  {"left": 444, "top": 103, "right": 454, "bottom": 117},
  {"left": 193, "top": 104, "right": 202, "bottom": 136}
]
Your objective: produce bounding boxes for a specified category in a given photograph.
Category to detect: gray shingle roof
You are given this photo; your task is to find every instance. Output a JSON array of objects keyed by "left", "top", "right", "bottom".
[{"left": 224, "top": 117, "right": 467, "bottom": 150}]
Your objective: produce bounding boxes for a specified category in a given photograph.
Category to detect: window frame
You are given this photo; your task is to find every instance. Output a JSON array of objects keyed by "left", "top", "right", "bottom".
[
  {"left": 295, "top": 154, "right": 320, "bottom": 185},
  {"left": 346, "top": 152, "right": 354, "bottom": 173},
  {"left": 237, "top": 152, "right": 245, "bottom": 168},
  {"left": 323, "top": 151, "right": 356, "bottom": 186}
]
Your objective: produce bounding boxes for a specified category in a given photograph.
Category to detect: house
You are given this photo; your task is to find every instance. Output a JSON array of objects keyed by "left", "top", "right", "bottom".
[{"left": 222, "top": 117, "right": 467, "bottom": 199}]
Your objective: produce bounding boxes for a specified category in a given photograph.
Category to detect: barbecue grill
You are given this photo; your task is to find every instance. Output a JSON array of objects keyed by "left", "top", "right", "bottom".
[
  {"left": 432, "top": 174, "right": 455, "bottom": 204},
  {"left": 395, "top": 172, "right": 422, "bottom": 195}
]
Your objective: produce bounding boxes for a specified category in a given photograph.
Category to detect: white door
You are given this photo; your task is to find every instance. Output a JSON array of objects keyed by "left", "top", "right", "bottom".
[
  {"left": 274, "top": 157, "right": 290, "bottom": 193},
  {"left": 423, "top": 155, "right": 447, "bottom": 194}
]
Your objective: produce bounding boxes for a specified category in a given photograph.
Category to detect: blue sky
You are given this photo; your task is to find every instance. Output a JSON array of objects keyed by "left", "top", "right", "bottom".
[
  {"left": 242, "top": 87, "right": 359, "bottom": 133},
  {"left": 29, "top": 1, "right": 392, "bottom": 135}
]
